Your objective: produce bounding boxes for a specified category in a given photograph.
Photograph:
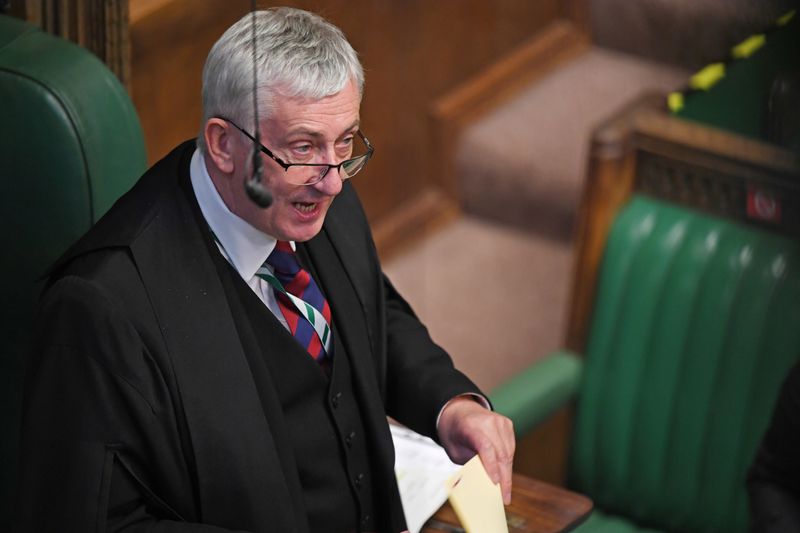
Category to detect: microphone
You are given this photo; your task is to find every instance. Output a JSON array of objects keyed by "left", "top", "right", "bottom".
[
  {"left": 244, "top": 3, "right": 272, "bottom": 209},
  {"left": 245, "top": 138, "right": 272, "bottom": 208}
]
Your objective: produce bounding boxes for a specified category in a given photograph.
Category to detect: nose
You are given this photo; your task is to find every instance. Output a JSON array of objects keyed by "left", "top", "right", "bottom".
[
  {"left": 311, "top": 144, "right": 345, "bottom": 195},
  {"left": 313, "top": 164, "right": 343, "bottom": 196}
]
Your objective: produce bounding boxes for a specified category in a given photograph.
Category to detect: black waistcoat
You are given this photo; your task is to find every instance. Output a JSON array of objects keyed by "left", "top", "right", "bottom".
[{"left": 218, "top": 249, "right": 380, "bottom": 533}]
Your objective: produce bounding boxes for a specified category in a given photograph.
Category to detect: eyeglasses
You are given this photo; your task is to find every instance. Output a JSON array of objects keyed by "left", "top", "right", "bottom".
[{"left": 222, "top": 118, "right": 374, "bottom": 186}]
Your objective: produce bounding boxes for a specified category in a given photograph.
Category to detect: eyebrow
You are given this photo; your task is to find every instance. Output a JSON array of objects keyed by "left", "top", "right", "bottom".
[{"left": 286, "top": 121, "right": 361, "bottom": 139}]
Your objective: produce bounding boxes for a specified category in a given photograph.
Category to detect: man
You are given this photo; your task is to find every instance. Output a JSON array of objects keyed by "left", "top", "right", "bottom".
[{"left": 16, "top": 7, "right": 514, "bottom": 532}]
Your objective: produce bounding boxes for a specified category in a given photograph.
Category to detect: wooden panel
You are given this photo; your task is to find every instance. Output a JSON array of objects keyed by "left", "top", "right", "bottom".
[
  {"left": 129, "top": 0, "right": 586, "bottom": 255},
  {"left": 130, "top": 0, "right": 250, "bottom": 163}
]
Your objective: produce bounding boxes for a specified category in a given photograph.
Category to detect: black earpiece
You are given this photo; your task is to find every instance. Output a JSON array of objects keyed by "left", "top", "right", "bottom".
[{"left": 245, "top": 143, "right": 272, "bottom": 207}]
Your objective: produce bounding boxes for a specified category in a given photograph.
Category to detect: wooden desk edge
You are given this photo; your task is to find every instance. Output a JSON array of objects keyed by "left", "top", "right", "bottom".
[{"left": 424, "top": 473, "right": 593, "bottom": 533}]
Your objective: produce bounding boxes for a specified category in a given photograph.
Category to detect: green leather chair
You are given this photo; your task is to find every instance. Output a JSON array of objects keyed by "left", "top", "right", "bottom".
[
  {"left": 0, "top": 14, "right": 146, "bottom": 528},
  {"left": 491, "top": 195, "right": 800, "bottom": 532}
]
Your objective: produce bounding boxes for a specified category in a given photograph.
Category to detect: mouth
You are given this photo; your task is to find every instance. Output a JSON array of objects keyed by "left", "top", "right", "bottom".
[
  {"left": 291, "top": 200, "right": 328, "bottom": 221},
  {"left": 293, "top": 201, "right": 317, "bottom": 214}
]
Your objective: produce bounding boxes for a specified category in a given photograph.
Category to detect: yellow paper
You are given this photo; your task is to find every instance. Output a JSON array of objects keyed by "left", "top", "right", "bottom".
[{"left": 445, "top": 456, "right": 508, "bottom": 533}]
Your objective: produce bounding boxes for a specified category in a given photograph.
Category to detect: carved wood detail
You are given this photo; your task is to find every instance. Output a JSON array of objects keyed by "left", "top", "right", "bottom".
[{"left": 8, "top": 0, "right": 130, "bottom": 89}]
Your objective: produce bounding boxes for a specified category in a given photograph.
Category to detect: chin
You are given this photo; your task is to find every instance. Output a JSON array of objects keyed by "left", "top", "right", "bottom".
[{"left": 284, "top": 222, "right": 325, "bottom": 243}]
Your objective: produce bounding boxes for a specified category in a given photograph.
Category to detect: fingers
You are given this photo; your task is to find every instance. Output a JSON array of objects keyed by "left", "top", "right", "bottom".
[
  {"left": 437, "top": 398, "right": 516, "bottom": 504},
  {"left": 475, "top": 415, "right": 514, "bottom": 504},
  {"left": 478, "top": 448, "right": 512, "bottom": 504},
  {"left": 494, "top": 415, "right": 515, "bottom": 505},
  {"left": 499, "top": 454, "right": 513, "bottom": 505}
]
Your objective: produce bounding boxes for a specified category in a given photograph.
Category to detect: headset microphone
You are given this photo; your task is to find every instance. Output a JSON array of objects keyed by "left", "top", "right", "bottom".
[
  {"left": 245, "top": 136, "right": 273, "bottom": 207},
  {"left": 244, "top": 2, "right": 273, "bottom": 209}
]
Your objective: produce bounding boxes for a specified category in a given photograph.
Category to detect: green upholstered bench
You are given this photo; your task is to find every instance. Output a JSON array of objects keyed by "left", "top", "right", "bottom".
[
  {"left": 491, "top": 195, "right": 800, "bottom": 532},
  {"left": 0, "top": 14, "right": 146, "bottom": 528}
]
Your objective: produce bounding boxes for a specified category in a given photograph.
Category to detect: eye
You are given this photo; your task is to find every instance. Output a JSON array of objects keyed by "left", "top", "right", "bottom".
[
  {"left": 289, "top": 143, "right": 315, "bottom": 161},
  {"left": 336, "top": 136, "right": 354, "bottom": 154},
  {"left": 292, "top": 144, "right": 312, "bottom": 155}
]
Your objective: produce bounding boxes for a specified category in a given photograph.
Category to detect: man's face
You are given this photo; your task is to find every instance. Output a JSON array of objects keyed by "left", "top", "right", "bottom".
[{"left": 232, "top": 79, "right": 361, "bottom": 242}]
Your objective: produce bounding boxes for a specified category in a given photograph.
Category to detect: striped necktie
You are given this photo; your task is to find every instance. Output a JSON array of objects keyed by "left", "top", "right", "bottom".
[{"left": 259, "top": 241, "right": 333, "bottom": 361}]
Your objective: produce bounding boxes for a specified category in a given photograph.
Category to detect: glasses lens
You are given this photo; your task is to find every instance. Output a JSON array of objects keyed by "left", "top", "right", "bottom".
[
  {"left": 280, "top": 134, "right": 372, "bottom": 185},
  {"left": 341, "top": 155, "right": 368, "bottom": 179},
  {"left": 285, "top": 165, "right": 326, "bottom": 185}
]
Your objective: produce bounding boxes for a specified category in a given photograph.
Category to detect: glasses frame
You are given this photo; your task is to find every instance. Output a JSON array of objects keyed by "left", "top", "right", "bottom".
[{"left": 221, "top": 117, "right": 374, "bottom": 186}]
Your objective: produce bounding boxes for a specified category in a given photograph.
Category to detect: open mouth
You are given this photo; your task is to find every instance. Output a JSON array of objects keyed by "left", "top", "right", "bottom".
[{"left": 293, "top": 202, "right": 317, "bottom": 214}]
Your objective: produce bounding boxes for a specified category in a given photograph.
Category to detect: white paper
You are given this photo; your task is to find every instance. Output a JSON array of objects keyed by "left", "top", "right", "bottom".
[{"left": 391, "top": 424, "right": 461, "bottom": 533}]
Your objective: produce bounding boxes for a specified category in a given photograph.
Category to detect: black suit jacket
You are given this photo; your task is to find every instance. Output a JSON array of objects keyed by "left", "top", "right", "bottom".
[{"left": 16, "top": 141, "right": 482, "bottom": 532}]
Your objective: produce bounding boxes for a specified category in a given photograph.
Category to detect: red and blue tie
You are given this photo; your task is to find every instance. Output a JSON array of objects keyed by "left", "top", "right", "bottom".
[{"left": 259, "top": 241, "right": 333, "bottom": 362}]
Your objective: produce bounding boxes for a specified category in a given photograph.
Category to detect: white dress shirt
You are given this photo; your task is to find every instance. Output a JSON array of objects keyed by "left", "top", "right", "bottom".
[{"left": 189, "top": 147, "right": 291, "bottom": 328}]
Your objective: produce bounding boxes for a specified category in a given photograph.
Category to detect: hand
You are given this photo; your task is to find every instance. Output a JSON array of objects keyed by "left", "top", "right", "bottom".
[{"left": 437, "top": 396, "right": 515, "bottom": 504}]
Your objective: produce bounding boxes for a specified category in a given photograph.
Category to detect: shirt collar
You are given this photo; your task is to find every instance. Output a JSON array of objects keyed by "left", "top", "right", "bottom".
[{"left": 189, "top": 147, "right": 291, "bottom": 280}]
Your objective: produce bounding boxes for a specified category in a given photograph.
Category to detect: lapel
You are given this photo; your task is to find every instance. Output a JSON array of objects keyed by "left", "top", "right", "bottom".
[
  {"left": 301, "top": 228, "right": 378, "bottom": 398},
  {"left": 208, "top": 228, "right": 313, "bottom": 529},
  {"left": 127, "top": 153, "right": 303, "bottom": 531},
  {"left": 301, "top": 189, "right": 406, "bottom": 528},
  {"left": 309, "top": 182, "right": 385, "bottom": 387}
]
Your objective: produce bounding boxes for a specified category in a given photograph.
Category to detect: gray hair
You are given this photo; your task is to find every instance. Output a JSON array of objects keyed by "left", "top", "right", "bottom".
[{"left": 197, "top": 7, "right": 364, "bottom": 153}]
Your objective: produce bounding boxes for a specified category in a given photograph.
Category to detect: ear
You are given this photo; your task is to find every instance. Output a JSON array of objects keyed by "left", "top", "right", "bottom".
[{"left": 204, "top": 118, "right": 237, "bottom": 174}]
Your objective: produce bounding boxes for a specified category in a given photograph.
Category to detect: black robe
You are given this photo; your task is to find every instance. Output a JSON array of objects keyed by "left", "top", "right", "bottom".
[{"left": 15, "top": 141, "right": 482, "bottom": 532}]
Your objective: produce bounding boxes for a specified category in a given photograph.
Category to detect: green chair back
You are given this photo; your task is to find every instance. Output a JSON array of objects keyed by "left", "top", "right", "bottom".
[
  {"left": 0, "top": 14, "right": 146, "bottom": 528},
  {"left": 571, "top": 195, "right": 800, "bottom": 532}
]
